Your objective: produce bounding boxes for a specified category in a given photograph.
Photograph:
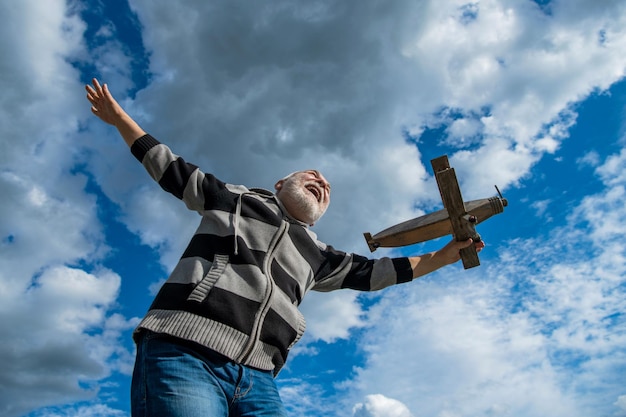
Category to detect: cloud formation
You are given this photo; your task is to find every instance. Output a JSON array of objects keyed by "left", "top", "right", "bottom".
[
  {"left": 353, "top": 394, "right": 414, "bottom": 417},
  {"left": 110, "top": 0, "right": 626, "bottom": 253},
  {"left": 339, "top": 148, "right": 626, "bottom": 416},
  {"left": 0, "top": 1, "right": 136, "bottom": 415}
]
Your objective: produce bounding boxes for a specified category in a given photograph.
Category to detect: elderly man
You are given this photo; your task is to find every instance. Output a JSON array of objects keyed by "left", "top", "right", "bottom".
[{"left": 86, "top": 79, "right": 483, "bottom": 417}]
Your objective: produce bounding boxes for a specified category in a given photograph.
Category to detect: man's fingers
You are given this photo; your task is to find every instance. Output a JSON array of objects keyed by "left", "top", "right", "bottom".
[
  {"left": 86, "top": 79, "right": 110, "bottom": 113},
  {"left": 92, "top": 78, "right": 102, "bottom": 92},
  {"left": 85, "top": 85, "right": 96, "bottom": 100},
  {"left": 85, "top": 83, "right": 102, "bottom": 104}
]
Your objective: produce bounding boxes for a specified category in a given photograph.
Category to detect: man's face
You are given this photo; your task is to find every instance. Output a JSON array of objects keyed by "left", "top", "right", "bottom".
[{"left": 274, "top": 170, "right": 331, "bottom": 225}]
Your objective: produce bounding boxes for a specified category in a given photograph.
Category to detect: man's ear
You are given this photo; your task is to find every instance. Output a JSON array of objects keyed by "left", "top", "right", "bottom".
[{"left": 274, "top": 179, "right": 284, "bottom": 191}]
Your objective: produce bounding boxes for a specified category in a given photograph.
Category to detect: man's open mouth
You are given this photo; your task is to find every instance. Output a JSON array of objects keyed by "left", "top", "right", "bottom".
[{"left": 306, "top": 184, "right": 321, "bottom": 202}]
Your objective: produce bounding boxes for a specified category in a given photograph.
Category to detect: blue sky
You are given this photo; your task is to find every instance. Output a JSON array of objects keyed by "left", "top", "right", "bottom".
[{"left": 1, "top": 0, "right": 625, "bottom": 416}]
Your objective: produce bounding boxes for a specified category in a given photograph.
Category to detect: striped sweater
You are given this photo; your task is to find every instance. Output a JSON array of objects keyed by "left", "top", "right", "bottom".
[{"left": 131, "top": 134, "right": 414, "bottom": 374}]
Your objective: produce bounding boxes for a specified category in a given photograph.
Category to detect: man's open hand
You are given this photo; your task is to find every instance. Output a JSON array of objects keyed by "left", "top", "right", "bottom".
[
  {"left": 85, "top": 78, "right": 146, "bottom": 147},
  {"left": 85, "top": 78, "right": 125, "bottom": 126}
]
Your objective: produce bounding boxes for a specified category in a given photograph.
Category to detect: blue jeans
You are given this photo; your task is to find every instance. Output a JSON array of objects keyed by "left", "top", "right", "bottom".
[{"left": 131, "top": 331, "right": 288, "bottom": 416}]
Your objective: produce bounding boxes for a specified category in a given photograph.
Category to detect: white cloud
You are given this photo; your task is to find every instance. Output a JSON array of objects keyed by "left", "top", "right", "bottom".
[
  {"left": 531, "top": 198, "right": 552, "bottom": 220},
  {"left": 299, "top": 291, "right": 366, "bottom": 343},
  {"left": 31, "top": 403, "right": 127, "bottom": 417},
  {"left": 615, "top": 395, "right": 626, "bottom": 415},
  {"left": 0, "top": 171, "right": 102, "bottom": 283},
  {"left": 596, "top": 148, "right": 626, "bottom": 186},
  {"left": 279, "top": 379, "right": 336, "bottom": 417},
  {"left": 0, "top": 266, "right": 133, "bottom": 417},
  {"left": 353, "top": 394, "right": 413, "bottom": 417},
  {"left": 577, "top": 150, "right": 601, "bottom": 168},
  {"left": 402, "top": 0, "right": 626, "bottom": 196},
  {"left": 445, "top": 117, "right": 484, "bottom": 148}
]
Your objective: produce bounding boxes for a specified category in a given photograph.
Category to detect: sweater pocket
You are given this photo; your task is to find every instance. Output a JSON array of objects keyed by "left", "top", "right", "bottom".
[
  {"left": 288, "top": 307, "right": 307, "bottom": 350},
  {"left": 186, "top": 254, "right": 229, "bottom": 303}
]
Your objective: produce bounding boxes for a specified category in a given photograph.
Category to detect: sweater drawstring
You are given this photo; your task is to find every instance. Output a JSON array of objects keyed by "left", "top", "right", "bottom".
[{"left": 233, "top": 193, "right": 245, "bottom": 256}]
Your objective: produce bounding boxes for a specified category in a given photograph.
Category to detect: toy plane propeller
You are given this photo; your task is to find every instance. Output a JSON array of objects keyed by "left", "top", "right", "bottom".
[{"left": 364, "top": 155, "right": 508, "bottom": 269}]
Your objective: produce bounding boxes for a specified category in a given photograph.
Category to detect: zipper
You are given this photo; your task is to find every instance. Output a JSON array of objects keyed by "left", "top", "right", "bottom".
[{"left": 236, "top": 220, "right": 290, "bottom": 363}]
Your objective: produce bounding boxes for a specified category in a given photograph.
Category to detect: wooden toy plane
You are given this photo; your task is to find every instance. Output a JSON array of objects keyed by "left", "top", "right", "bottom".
[{"left": 364, "top": 155, "right": 507, "bottom": 269}]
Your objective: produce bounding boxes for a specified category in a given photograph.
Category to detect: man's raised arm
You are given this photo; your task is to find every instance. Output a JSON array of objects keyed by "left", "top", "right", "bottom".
[{"left": 85, "top": 78, "right": 146, "bottom": 147}]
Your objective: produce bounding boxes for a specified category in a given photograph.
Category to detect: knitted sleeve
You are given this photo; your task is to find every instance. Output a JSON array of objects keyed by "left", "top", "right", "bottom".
[
  {"left": 311, "top": 243, "right": 414, "bottom": 292},
  {"left": 130, "top": 134, "right": 229, "bottom": 213}
]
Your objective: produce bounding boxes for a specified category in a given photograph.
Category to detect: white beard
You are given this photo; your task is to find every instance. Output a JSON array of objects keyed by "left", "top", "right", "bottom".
[{"left": 279, "top": 177, "right": 327, "bottom": 224}]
